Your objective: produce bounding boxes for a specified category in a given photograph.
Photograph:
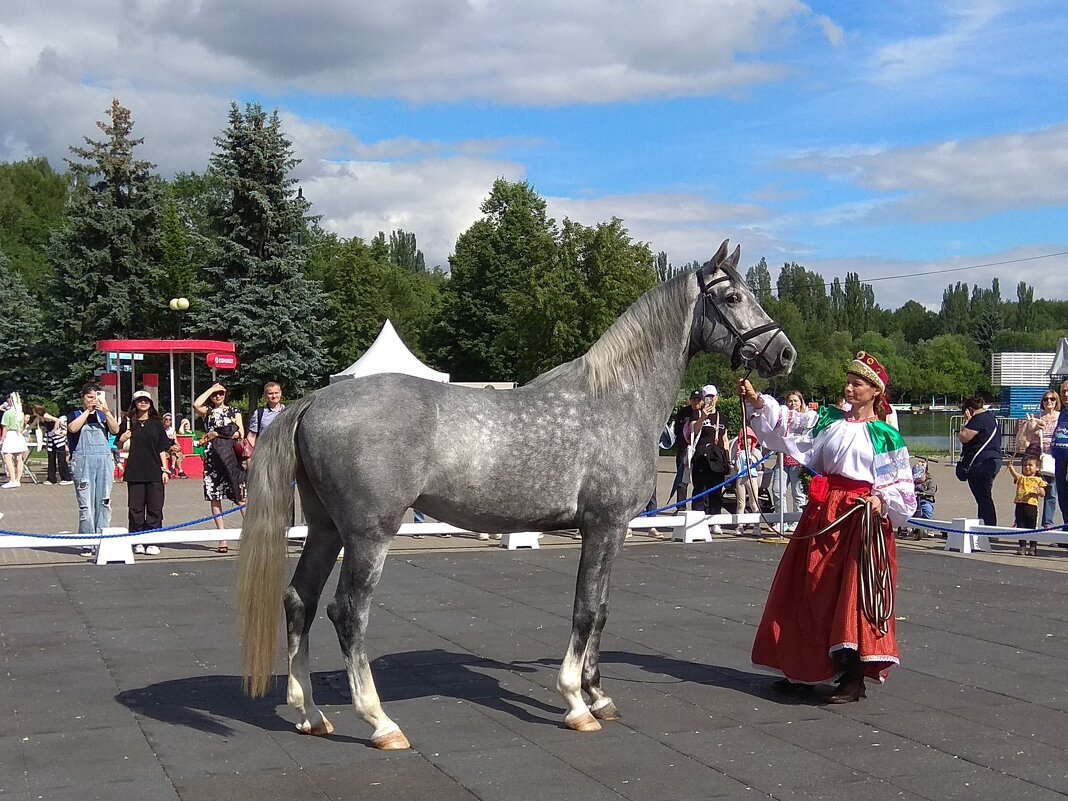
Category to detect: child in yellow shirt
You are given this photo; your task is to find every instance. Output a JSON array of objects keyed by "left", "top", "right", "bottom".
[{"left": 1007, "top": 455, "right": 1046, "bottom": 556}]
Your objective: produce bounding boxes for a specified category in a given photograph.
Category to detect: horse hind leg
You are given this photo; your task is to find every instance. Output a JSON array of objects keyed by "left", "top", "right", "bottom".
[
  {"left": 285, "top": 520, "right": 342, "bottom": 736},
  {"left": 327, "top": 533, "right": 409, "bottom": 750}
]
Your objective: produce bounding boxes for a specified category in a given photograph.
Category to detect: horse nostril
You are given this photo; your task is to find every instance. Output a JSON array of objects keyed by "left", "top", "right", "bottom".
[{"left": 782, "top": 347, "right": 794, "bottom": 363}]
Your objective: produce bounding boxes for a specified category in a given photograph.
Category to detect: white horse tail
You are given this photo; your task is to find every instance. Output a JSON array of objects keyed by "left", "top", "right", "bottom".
[{"left": 237, "top": 392, "right": 317, "bottom": 698}]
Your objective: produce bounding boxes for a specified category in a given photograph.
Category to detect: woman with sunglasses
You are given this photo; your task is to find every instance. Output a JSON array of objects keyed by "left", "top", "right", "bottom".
[
  {"left": 117, "top": 391, "right": 170, "bottom": 554},
  {"left": 193, "top": 382, "right": 246, "bottom": 553},
  {"left": 1017, "top": 390, "right": 1061, "bottom": 526}
]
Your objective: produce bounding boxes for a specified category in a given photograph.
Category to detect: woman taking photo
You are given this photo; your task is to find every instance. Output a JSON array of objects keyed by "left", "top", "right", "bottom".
[
  {"left": 193, "top": 382, "right": 245, "bottom": 553},
  {"left": 958, "top": 396, "right": 1002, "bottom": 525},
  {"left": 738, "top": 352, "right": 916, "bottom": 704},
  {"left": 117, "top": 391, "right": 170, "bottom": 555}
]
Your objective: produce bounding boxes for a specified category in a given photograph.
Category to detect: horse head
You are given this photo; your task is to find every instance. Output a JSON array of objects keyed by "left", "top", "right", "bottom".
[{"left": 690, "top": 240, "right": 795, "bottom": 378}]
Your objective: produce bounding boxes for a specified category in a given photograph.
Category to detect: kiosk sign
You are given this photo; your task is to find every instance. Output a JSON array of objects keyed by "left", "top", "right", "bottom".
[{"left": 206, "top": 352, "right": 239, "bottom": 371}]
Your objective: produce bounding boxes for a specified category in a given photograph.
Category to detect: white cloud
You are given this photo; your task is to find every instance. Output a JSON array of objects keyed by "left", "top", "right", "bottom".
[
  {"left": 788, "top": 123, "right": 1068, "bottom": 221},
  {"left": 868, "top": 0, "right": 1005, "bottom": 85},
  {"left": 299, "top": 156, "right": 527, "bottom": 270}
]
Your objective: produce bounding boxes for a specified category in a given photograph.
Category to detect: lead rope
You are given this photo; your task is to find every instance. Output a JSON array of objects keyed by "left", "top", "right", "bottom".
[{"left": 858, "top": 500, "right": 894, "bottom": 634}]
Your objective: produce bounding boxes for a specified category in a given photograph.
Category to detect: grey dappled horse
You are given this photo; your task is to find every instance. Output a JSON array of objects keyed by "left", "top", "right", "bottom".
[{"left": 238, "top": 240, "right": 795, "bottom": 749}]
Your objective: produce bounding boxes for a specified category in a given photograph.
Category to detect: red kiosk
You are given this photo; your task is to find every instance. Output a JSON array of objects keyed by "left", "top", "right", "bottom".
[{"left": 96, "top": 338, "right": 238, "bottom": 480}]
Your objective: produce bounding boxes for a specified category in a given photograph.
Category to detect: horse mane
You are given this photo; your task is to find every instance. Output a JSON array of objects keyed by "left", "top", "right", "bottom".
[{"left": 526, "top": 271, "right": 695, "bottom": 397}]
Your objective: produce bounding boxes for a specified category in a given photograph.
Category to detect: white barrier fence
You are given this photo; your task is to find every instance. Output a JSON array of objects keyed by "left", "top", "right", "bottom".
[
  {"left": 910, "top": 517, "right": 1068, "bottom": 554},
  {"left": 0, "top": 510, "right": 804, "bottom": 565}
]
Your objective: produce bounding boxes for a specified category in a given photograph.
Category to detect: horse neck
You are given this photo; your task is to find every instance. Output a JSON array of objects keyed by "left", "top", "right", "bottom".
[{"left": 579, "top": 276, "right": 698, "bottom": 429}]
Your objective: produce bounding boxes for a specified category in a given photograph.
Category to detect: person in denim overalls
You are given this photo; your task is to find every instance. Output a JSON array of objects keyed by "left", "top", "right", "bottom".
[{"left": 68, "top": 382, "right": 120, "bottom": 543}]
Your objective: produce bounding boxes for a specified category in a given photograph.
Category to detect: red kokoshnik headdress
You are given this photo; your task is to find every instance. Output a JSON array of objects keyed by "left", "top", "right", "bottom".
[{"left": 848, "top": 351, "right": 892, "bottom": 417}]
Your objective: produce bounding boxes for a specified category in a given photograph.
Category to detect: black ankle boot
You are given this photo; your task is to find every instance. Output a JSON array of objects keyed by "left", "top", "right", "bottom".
[{"left": 825, "top": 650, "right": 866, "bottom": 703}]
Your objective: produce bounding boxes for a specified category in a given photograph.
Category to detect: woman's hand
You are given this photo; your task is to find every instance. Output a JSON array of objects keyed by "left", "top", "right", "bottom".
[
  {"left": 737, "top": 380, "right": 763, "bottom": 409},
  {"left": 860, "top": 494, "right": 883, "bottom": 516}
]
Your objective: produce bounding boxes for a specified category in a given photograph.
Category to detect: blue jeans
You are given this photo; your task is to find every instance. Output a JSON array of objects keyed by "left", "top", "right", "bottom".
[
  {"left": 966, "top": 458, "right": 1000, "bottom": 526},
  {"left": 1055, "top": 456, "right": 1068, "bottom": 526},
  {"left": 1042, "top": 474, "right": 1057, "bottom": 527},
  {"left": 72, "top": 449, "right": 114, "bottom": 534},
  {"left": 916, "top": 498, "right": 934, "bottom": 520}
]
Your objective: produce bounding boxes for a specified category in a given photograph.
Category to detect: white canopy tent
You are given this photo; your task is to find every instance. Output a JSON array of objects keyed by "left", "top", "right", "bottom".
[
  {"left": 1049, "top": 338, "right": 1068, "bottom": 381},
  {"left": 329, "top": 319, "right": 449, "bottom": 384}
]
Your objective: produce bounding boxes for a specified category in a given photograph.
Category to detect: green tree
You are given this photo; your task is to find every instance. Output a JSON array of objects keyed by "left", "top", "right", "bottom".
[
  {"left": 939, "top": 282, "right": 970, "bottom": 334},
  {"left": 890, "top": 300, "right": 941, "bottom": 344},
  {"left": 1013, "top": 281, "right": 1036, "bottom": 331},
  {"left": 0, "top": 249, "right": 42, "bottom": 394},
  {"left": 194, "top": 102, "right": 328, "bottom": 397},
  {"left": 0, "top": 158, "right": 68, "bottom": 295},
  {"left": 48, "top": 99, "right": 167, "bottom": 390},
  {"left": 431, "top": 179, "right": 557, "bottom": 381},
  {"left": 745, "top": 257, "right": 773, "bottom": 303},
  {"left": 842, "top": 272, "right": 876, "bottom": 337}
]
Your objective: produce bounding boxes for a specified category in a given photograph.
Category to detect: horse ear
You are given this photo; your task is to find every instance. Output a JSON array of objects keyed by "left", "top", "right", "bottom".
[
  {"left": 725, "top": 244, "right": 741, "bottom": 271},
  {"left": 699, "top": 240, "right": 730, "bottom": 274}
]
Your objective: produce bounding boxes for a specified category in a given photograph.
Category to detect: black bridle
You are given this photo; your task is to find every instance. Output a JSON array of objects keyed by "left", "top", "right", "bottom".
[{"left": 694, "top": 268, "right": 783, "bottom": 373}]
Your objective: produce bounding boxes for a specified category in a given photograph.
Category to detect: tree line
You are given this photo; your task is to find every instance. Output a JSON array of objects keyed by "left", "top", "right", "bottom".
[{"left": 1, "top": 100, "right": 1065, "bottom": 410}]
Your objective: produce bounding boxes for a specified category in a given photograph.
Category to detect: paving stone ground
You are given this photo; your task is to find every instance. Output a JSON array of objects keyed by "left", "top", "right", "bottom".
[
  {"left": 3, "top": 529, "right": 1068, "bottom": 800},
  {"left": 3, "top": 455, "right": 1068, "bottom": 799}
]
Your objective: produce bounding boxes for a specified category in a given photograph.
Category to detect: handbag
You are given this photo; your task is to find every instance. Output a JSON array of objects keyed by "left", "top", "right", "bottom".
[
  {"left": 1038, "top": 432, "right": 1055, "bottom": 477},
  {"left": 235, "top": 437, "right": 254, "bottom": 461},
  {"left": 955, "top": 421, "right": 998, "bottom": 481}
]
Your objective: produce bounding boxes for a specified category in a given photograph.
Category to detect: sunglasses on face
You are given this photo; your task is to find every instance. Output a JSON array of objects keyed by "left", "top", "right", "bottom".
[
  {"left": 211, "top": 391, "right": 225, "bottom": 397},
  {"left": 136, "top": 398, "right": 151, "bottom": 403},
  {"left": 1044, "top": 397, "right": 1057, "bottom": 402}
]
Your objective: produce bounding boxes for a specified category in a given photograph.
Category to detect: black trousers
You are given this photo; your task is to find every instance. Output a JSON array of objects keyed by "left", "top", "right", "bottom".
[
  {"left": 691, "top": 462, "right": 726, "bottom": 515},
  {"left": 47, "top": 448, "right": 73, "bottom": 483},
  {"left": 127, "top": 481, "right": 165, "bottom": 532},
  {"left": 966, "top": 458, "right": 1000, "bottom": 526}
]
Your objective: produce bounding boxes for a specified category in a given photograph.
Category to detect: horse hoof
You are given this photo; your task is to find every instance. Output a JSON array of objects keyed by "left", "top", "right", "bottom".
[
  {"left": 296, "top": 718, "right": 334, "bottom": 736},
  {"left": 565, "top": 711, "right": 602, "bottom": 732},
  {"left": 372, "top": 730, "right": 411, "bottom": 750},
  {"left": 590, "top": 701, "right": 621, "bottom": 721}
]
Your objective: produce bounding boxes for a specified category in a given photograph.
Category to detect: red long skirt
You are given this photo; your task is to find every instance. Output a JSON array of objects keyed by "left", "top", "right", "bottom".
[{"left": 751, "top": 475, "right": 899, "bottom": 683}]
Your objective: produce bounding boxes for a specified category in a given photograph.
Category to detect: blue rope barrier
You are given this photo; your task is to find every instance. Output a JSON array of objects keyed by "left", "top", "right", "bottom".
[
  {"left": 641, "top": 452, "right": 774, "bottom": 516},
  {"left": 906, "top": 518, "right": 1068, "bottom": 536},
  {"left": 0, "top": 503, "right": 248, "bottom": 540}
]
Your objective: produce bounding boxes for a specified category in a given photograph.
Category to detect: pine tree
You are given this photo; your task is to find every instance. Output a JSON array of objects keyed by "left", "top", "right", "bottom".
[
  {"left": 48, "top": 99, "right": 166, "bottom": 392},
  {"left": 745, "top": 257, "right": 773, "bottom": 302},
  {"left": 194, "top": 103, "right": 328, "bottom": 397}
]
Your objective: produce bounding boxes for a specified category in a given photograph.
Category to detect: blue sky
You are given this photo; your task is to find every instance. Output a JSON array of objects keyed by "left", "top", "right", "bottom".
[{"left": 3, "top": 0, "right": 1067, "bottom": 309}]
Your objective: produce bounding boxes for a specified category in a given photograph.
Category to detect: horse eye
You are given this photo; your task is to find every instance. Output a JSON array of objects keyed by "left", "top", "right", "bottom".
[{"left": 726, "top": 292, "right": 742, "bottom": 304}]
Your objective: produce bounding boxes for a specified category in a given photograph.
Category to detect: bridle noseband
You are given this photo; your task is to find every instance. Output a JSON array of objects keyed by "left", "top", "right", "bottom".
[{"left": 694, "top": 269, "right": 783, "bottom": 372}]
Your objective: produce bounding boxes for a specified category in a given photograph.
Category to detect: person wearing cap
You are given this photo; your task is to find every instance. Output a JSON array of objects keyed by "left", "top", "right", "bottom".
[
  {"left": 117, "top": 391, "right": 171, "bottom": 555},
  {"left": 68, "top": 382, "right": 121, "bottom": 553},
  {"left": 668, "top": 389, "right": 705, "bottom": 503},
  {"left": 686, "top": 384, "right": 729, "bottom": 531},
  {"left": 729, "top": 430, "right": 763, "bottom": 536},
  {"left": 193, "top": 382, "right": 246, "bottom": 553},
  {"left": 738, "top": 352, "right": 916, "bottom": 704}
]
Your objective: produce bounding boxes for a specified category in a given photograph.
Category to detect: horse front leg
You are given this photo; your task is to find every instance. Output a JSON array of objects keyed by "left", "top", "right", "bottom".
[
  {"left": 558, "top": 524, "right": 624, "bottom": 732},
  {"left": 284, "top": 524, "right": 342, "bottom": 736},
  {"left": 327, "top": 536, "right": 409, "bottom": 750}
]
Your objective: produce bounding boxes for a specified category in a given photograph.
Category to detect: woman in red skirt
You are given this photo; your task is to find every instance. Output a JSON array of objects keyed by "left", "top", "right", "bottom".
[{"left": 737, "top": 352, "right": 916, "bottom": 703}]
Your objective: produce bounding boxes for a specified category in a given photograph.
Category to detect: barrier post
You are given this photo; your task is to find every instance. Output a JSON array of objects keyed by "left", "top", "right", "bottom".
[
  {"left": 946, "top": 518, "right": 983, "bottom": 554},
  {"left": 95, "top": 527, "right": 134, "bottom": 565}
]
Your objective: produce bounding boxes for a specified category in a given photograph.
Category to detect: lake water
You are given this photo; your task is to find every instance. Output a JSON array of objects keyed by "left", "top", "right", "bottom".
[{"left": 896, "top": 411, "right": 955, "bottom": 450}]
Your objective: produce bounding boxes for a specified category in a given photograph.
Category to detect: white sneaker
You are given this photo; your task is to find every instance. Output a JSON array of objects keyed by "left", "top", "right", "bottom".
[
  {"left": 1, "top": 481, "right": 19, "bottom": 489},
  {"left": 493, "top": 533, "right": 503, "bottom": 540},
  {"left": 59, "top": 480, "right": 74, "bottom": 485},
  {"left": 81, "top": 547, "right": 96, "bottom": 558},
  {"left": 134, "top": 544, "right": 146, "bottom": 554},
  {"left": 478, "top": 533, "right": 490, "bottom": 541},
  {"left": 145, "top": 545, "right": 161, "bottom": 555},
  {"left": 711, "top": 525, "right": 724, "bottom": 535}
]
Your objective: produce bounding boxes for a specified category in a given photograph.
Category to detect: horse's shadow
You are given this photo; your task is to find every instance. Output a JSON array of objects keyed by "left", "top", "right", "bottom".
[{"left": 115, "top": 649, "right": 780, "bottom": 740}]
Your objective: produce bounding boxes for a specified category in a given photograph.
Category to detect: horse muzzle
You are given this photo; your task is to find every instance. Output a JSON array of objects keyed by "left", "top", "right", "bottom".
[{"left": 742, "top": 331, "right": 795, "bottom": 378}]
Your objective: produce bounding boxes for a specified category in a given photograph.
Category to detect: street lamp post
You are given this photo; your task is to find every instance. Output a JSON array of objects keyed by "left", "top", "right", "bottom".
[{"left": 167, "top": 297, "right": 190, "bottom": 428}]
